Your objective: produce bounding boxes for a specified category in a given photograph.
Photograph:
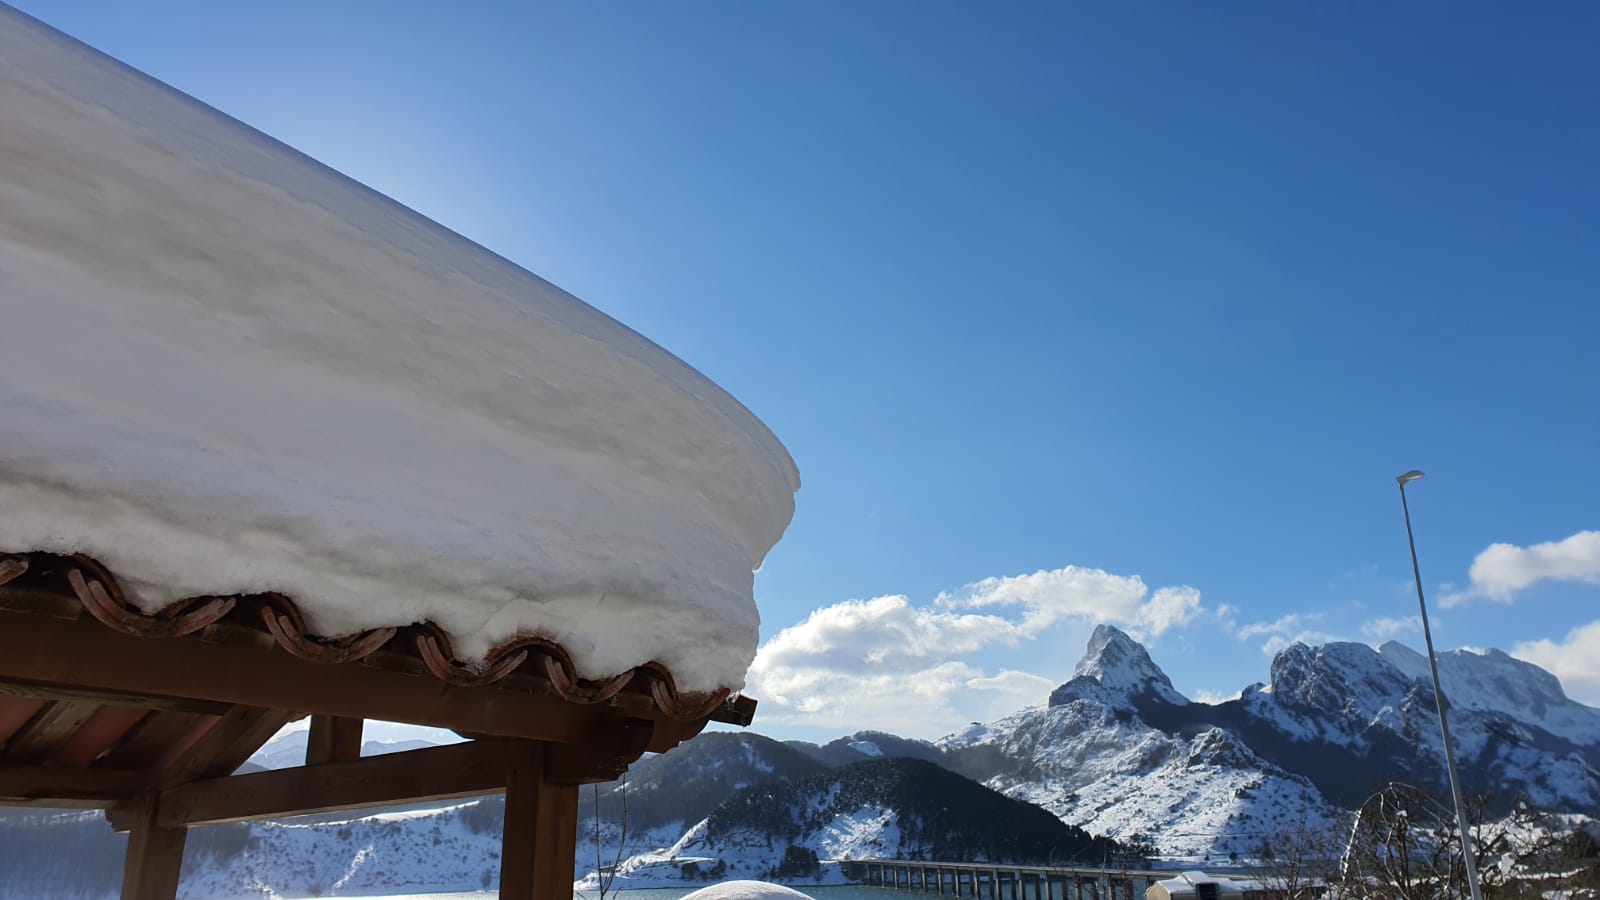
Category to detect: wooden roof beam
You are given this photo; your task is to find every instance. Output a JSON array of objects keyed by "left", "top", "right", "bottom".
[
  {"left": 0, "top": 763, "right": 156, "bottom": 804},
  {"left": 154, "top": 739, "right": 522, "bottom": 827},
  {"left": 0, "top": 608, "right": 617, "bottom": 744}
]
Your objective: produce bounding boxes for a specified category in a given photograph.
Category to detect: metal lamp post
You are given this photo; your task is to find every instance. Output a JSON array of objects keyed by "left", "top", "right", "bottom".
[{"left": 1397, "top": 470, "right": 1482, "bottom": 900}]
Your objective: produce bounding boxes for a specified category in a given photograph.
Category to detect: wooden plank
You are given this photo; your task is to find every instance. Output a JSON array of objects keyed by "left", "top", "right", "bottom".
[
  {"left": 49, "top": 705, "right": 152, "bottom": 767},
  {"left": 0, "top": 677, "right": 234, "bottom": 716},
  {"left": 0, "top": 764, "right": 156, "bottom": 802},
  {"left": 305, "top": 715, "right": 363, "bottom": 765},
  {"left": 156, "top": 738, "right": 521, "bottom": 827},
  {"left": 97, "top": 711, "right": 215, "bottom": 771},
  {"left": 500, "top": 743, "right": 582, "bottom": 900},
  {"left": 3, "top": 700, "right": 98, "bottom": 764},
  {"left": 0, "top": 609, "right": 610, "bottom": 743},
  {"left": 0, "top": 695, "right": 47, "bottom": 746},
  {"left": 121, "top": 793, "right": 188, "bottom": 900}
]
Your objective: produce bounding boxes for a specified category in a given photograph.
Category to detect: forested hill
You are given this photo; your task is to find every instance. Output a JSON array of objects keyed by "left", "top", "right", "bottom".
[{"left": 705, "top": 757, "right": 1128, "bottom": 865}]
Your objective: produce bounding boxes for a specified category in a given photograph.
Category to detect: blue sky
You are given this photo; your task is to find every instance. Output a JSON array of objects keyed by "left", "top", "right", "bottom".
[{"left": 16, "top": 1, "right": 1600, "bottom": 741}]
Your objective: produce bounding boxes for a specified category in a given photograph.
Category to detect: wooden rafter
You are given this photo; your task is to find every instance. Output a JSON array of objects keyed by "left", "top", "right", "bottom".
[
  {"left": 157, "top": 739, "right": 524, "bottom": 827},
  {"left": 4, "top": 700, "right": 98, "bottom": 764},
  {"left": 158, "top": 705, "right": 301, "bottom": 786},
  {"left": 0, "top": 677, "right": 233, "bottom": 715},
  {"left": 0, "top": 608, "right": 629, "bottom": 746}
]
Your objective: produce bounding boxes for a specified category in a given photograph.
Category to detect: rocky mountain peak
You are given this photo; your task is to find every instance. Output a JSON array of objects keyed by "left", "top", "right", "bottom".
[
  {"left": 1267, "top": 640, "right": 1415, "bottom": 717},
  {"left": 1075, "top": 624, "right": 1177, "bottom": 687},
  {"left": 1050, "top": 625, "right": 1187, "bottom": 709}
]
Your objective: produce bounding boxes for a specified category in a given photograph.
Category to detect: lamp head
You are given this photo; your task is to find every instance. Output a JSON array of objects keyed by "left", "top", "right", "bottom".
[{"left": 1397, "top": 470, "right": 1425, "bottom": 487}]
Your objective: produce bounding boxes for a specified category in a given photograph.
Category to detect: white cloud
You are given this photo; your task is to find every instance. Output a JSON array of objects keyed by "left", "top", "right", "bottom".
[
  {"left": 1234, "top": 612, "right": 1338, "bottom": 656},
  {"left": 1192, "top": 688, "right": 1242, "bottom": 705},
  {"left": 942, "top": 565, "right": 1204, "bottom": 637},
  {"left": 1362, "top": 615, "right": 1421, "bottom": 641},
  {"left": 964, "top": 669, "right": 1058, "bottom": 701},
  {"left": 749, "top": 595, "right": 1022, "bottom": 693},
  {"left": 747, "top": 657, "right": 1051, "bottom": 738},
  {"left": 746, "top": 564, "right": 1204, "bottom": 738},
  {"left": 1214, "top": 604, "right": 1240, "bottom": 631},
  {"left": 1448, "top": 530, "right": 1600, "bottom": 606},
  {"left": 1237, "top": 613, "right": 1310, "bottom": 641},
  {"left": 1512, "top": 620, "right": 1600, "bottom": 706}
]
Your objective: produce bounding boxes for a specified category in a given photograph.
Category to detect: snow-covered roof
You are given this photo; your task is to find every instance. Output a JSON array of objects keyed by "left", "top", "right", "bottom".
[
  {"left": 1154, "top": 872, "right": 1263, "bottom": 896},
  {"left": 0, "top": 7, "right": 798, "bottom": 694}
]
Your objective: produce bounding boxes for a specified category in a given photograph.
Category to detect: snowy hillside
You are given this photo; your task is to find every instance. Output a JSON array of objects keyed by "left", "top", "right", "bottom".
[
  {"left": 592, "top": 757, "right": 1127, "bottom": 891},
  {"left": 940, "top": 693, "right": 1337, "bottom": 860}
]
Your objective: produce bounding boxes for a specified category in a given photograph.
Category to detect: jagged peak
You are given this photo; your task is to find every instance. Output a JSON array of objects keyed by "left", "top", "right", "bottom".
[
  {"left": 1049, "top": 625, "right": 1188, "bottom": 709},
  {"left": 1268, "top": 640, "right": 1410, "bottom": 706},
  {"left": 1075, "top": 624, "right": 1177, "bottom": 689}
]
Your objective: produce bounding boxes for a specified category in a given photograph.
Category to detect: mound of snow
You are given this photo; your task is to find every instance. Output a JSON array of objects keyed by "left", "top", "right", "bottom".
[
  {"left": 681, "top": 880, "right": 815, "bottom": 900},
  {"left": 0, "top": 7, "right": 797, "bottom": 692}
]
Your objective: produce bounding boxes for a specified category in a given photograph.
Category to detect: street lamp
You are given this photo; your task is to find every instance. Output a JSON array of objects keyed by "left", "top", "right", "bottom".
[{"left": 1396, "top": 470, "right": 1482, "bottom": 900}]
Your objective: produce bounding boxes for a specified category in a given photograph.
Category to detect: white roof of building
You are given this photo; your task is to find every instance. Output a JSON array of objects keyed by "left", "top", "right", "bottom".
[
  {"left": 1155, "top": 872, "right": 1260, "bottom": 895},
  {"left": 0, "top": 6, "right": 798, "bottom": 693}
]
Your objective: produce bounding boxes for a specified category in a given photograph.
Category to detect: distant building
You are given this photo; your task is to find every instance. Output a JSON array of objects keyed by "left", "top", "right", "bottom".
[{"left": 1146, "top": 871, "right": 1287, "bottom": 900}]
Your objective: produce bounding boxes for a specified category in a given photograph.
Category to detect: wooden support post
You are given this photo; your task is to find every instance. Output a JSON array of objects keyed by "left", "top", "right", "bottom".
[
  {"left": 499, "top": 743, "right": 579, "bottom": 900},
  {"left": 120, "top": 793, "right": 187, "bottom": 900},
  {"left": 305, "top": 715, "right": 363, "bottom": 765}
]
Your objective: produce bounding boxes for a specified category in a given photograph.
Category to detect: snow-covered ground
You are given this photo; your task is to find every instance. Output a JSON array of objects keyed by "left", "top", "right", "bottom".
[{"left": 0, "top": 5, "right": 797, "bottom": 692}]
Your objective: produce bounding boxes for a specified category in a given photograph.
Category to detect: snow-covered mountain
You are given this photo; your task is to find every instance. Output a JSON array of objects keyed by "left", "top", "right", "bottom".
[
  {"left": 941, "top": 625, "right": 1600, "bottom": 860},
  {"left": 942, "top": 627, "right": 1338, "bottom": 859},
  {"left": 1047, "top": 624, "right": 1191, "bottom": 712},
  {"left": 8, "top": 626, "right": 1598, "bottom": 895}
]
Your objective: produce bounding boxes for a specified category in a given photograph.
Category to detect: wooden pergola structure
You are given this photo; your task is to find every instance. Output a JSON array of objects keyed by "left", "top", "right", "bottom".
[{"left": 0, "top": 550, "right": 754, "bottom": 899}]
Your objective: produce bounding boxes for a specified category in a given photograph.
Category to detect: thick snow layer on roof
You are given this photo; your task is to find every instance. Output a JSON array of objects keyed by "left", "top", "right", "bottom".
[
  {"left": 0, "top": 7, "right": 798, "bottom": 693},
  {"left": 680, "top": 881, "right": 815, "bottom": 900}
]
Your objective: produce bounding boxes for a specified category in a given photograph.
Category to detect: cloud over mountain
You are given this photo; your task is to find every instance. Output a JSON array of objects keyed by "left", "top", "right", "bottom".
[{"left": 746, "top": 564, "right": 1205, "bottom": 736}]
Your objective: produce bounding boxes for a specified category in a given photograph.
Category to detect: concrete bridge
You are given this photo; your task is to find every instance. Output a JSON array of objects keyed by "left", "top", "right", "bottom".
[{"left": 851, "top": 859, "right": 1168, "bottom": 900}]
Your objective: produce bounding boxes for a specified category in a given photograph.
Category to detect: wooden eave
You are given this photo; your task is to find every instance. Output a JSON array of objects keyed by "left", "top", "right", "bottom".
[{"left": 0, "top": 550, "right": 754, "bottom": 806}]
